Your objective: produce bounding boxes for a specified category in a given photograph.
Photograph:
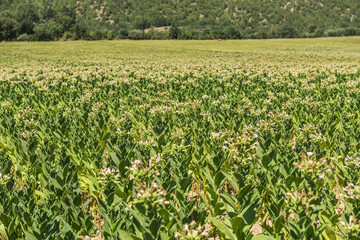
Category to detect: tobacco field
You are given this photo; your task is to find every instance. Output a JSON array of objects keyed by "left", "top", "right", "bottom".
[{"left": 0, "top": 38, "right": 360, "bottom": 239}]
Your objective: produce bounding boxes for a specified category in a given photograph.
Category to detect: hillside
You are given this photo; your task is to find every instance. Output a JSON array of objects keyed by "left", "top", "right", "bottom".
[{"left": 0, "top": 0, "right": 359, "bottom": 40}]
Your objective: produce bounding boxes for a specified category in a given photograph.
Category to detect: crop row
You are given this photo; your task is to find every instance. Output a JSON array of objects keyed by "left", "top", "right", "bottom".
[{"left": 0, "top": 66, "right": 360, "bottom": 239}]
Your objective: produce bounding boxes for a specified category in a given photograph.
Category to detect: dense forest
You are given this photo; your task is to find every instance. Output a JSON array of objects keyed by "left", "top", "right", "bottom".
[{"left": 0, "top": 0, "right": 359, "bottom": 41}]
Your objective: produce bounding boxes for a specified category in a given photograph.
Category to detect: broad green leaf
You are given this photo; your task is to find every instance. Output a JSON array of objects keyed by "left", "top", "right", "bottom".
[{"left": 209, "top": 217, "right": 236, "bottom": 240}]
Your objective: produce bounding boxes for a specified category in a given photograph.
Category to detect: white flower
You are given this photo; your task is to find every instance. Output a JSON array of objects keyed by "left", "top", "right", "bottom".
[
  {"left": 202, "top": 231, "right": 208, "bottom": 236},
  {"left": 318, "top": 173, "right": 325, "bottom": 179}
]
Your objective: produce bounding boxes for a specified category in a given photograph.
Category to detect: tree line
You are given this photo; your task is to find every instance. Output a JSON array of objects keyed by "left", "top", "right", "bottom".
[{"left": 0, "top": 0, "right": 359, "bottom": 41}]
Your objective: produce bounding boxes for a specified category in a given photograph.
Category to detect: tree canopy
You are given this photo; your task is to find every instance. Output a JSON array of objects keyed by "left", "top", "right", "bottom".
[{"left": 0, "top": 0, "right": 359, "bottom": 40}]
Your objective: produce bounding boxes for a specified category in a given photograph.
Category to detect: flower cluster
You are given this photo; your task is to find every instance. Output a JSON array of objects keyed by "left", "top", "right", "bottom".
[
  {"left": 0, "top": 172, "right": 10, "bottom": 185},
  {"left": 129, "top": 126, "right": 156, "bottom": 147},
  {"left": 210, "top": 129, "right": 234, "bottom": 140},
  {"left": 24, "top": 118, "right": 39, "bottom": 127},
  {"left": 171, "top": 129, "right": 185, "bottom": 142},
  {"left": 38, "top": 85, "right": 49, "bottom": 91},
  {"left": 138, "top": 139, "right": 156, "bottom": 147},
  {"left": 309, "top": 132, "right": 327, "bottom": 143},
  {"left": 345, "top": 154, "right": 360, "bottom": 167},
  {"left": 285, "top": 189, "right": 318, "bottom": 215},
  {"left": 98, "top": 167, "right": 120, "bottom": 183},
  {"left": 21, "top": 129, "right": 38, "bottom": 139},
  {"left": 340, "top": 215, "right": 360, "bottom": 232},
  {"left": 256, "top": 119, "right": 276, "bottom": 131},
  {"left": 79, "top": 92, "right": 92, "bottom": 102},
  {"left": 126, "top": 154, "right": 162, "bottom": 182},
  {"left": 109, "top": 116, "right": 126, "bottom": 132},
  {"left": 341, "top": 182, "right": 360, "bottom": 200},
  {"left": 15, "top": 107, "right": 36, "bottom": 121},
  {"left": 293, "top": 152, "right": 329, "bottom": 178},
  {"left": 267, "top": 111, "right": 292, "bottom": 122},
  {"left": 89, "top": 102, "right": 105, "bottom": 118},
  {"left": 131, "top": 181, "right": 169, "bottom": 206},
  {"left": 149, "top": 105, "right": 175, "bottom": 115},
  {"left": 210, "top": 126, "right": 258, "bottom": 165},
  {"left": 174, "top": 223, "right": 208, "bottom": 240},
  {"left": 0, "top": 101, "right": 12, "bottom": 108}
]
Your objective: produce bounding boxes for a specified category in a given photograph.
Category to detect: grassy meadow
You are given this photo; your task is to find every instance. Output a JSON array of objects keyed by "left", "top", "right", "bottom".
[
  {"left": 0, "top": 37, "right": 360, "bottom": 239},
  {"left": 1, "top": 37, "right": 359, "bottom": 68}
]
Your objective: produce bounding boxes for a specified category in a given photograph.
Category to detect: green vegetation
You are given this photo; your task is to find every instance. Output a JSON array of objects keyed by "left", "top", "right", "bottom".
[
  {"left": 0, "top": 38, "right": 360, "bottom": 239},
  {"left": 0, "top": 0, "right": 359, "bottom": 41}
]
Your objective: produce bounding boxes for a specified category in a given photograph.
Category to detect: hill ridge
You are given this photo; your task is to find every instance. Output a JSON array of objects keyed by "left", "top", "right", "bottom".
[{"left": 0, "top": 0, "right": 359, "bottom": 40}]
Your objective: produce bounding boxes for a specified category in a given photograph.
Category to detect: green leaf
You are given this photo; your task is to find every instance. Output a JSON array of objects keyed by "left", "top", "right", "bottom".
[
  {"left": 81, "top": 198, "right": 93, "bottom": 211},
  {"left": 231, "top": 216, "right": 246, "bottom": 234},
  {"left": 126, "top": 205, "right": 146, "bottom": 231},
  {"left": 238, "top": 185, "right": 252, "bottom": 202},
  {"left": 149, "top": 219, "right": 160, "bottom": 237},
  {"left": 203, "top": 169, "right": 216, "bottom": 190},
  {"left": 160, "top": 232, "right": 170, "bottom": 240},
  {"left": 24, "top": 231, "right": 38, "bottom": 240},
  {"left": 252, "top": 235, "right": 276, "bottom": 240},
  {"left": 209, "top": 217, "right": 236, "bottom": 240},
  {"left": 61, "top": 223, "right": 72, "bottom": 235},
  {"left": 241, "top": 204, "right": 257, "bottom": 225},
  {"left": 0, "top": 214, "right": 11, "bottom": 226},
  {"left": 274, "top": 215, "right": 284, "bottom": 233},
  {"left": 221, "top": 171, "right": 239, "bottom": 192},
  {"left": 110, "top": 153, "right": 120, "bottom": 166},
  {"left": 118, "top": 229, "right": 142, "bottom": 240},
  {"left": 0, "top": 224, "right": 8, "bottom": 240},
  {"left": 321, "top": 226, "right": 336, "bottom": 240},
  {"left": 98, "top": 198, "right": 108, "bottom": 212},
  {"left": 34, "top": 190, "right": 47, "bottom": 203},
  {"left": 221, "top": 193, "right": 237, "bottom": 211}
]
